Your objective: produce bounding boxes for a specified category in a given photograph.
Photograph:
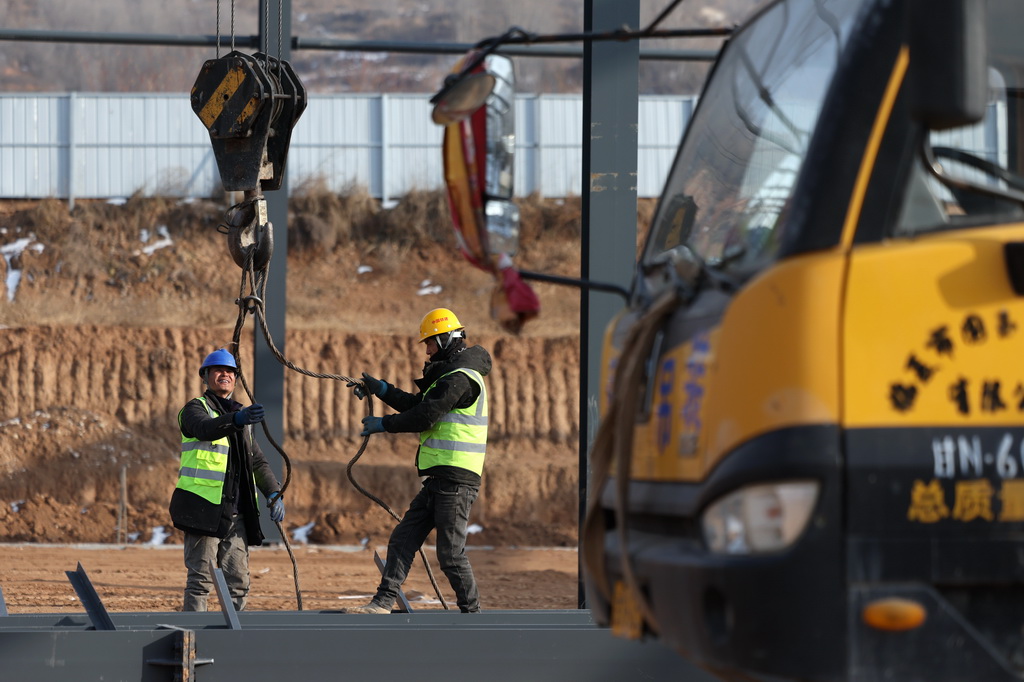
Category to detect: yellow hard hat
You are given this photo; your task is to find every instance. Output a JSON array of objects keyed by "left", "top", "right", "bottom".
[{"left": 419, "top": 308, "right": 464, "bottom": 342}]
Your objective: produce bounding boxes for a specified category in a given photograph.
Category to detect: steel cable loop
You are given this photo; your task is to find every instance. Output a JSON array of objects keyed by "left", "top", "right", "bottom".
[
  {"left": 225, "top": 247, "right": 303, "bottom": 608},
  {"left": 215, "top": 0, "right": 220, "bottom": 58},
  {"left": 229, "top": 241, "right": 449, "bottom": 610},
  {"left": 581, "top": 289, "right": 680, "bottom": 635}
]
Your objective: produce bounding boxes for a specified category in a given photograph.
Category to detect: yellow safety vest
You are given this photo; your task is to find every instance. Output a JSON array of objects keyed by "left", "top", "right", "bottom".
[
  {"left": 176, "top": 396, "right": 256, "bottom": 505},
  {"left": 418, "top": 368, "right": 488, "bottom": 475}
]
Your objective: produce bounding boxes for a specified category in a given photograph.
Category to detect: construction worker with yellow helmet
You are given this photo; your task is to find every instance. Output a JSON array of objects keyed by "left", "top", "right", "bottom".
[{"left": 343, "top": 307, "right": 492, "bottom": 614}]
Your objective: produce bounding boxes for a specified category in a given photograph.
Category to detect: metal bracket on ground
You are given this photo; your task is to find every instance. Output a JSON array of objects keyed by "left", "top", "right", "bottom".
[
  {"left": 147, "top": 624, "right": 215, "bottom": 679},
  {"left": 373, "top": 550, "right": 412, "bottom": 613},
  {"left": 212, "top": 564, "right": 242, "bottom": 630},
  {"left": 65, "top": 562, "right": 116, "bottom": 631}
]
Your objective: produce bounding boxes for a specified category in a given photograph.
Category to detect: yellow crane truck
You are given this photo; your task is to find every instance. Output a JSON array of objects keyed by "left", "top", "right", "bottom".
[{"left": 583, "top": 0, "right": 1024, "bottom": 680}]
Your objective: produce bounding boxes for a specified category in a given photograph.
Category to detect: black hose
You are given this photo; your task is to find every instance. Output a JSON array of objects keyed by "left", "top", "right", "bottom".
[{"left": 345, "top": 395, "right": 449, "bottom": 610}]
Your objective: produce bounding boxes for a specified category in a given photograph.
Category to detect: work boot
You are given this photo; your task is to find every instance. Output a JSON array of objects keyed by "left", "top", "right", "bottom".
[{"left": 342, "top": 602, "right": 390, "bottom": 614}]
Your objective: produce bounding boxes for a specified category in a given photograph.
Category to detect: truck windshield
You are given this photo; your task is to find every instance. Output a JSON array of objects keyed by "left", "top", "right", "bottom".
[
  {"left": 643, "top": 0, "right": 865, "bottom": 274},
  {"left": 897, "top": 0, "right": 1024, "bottom": 233}
]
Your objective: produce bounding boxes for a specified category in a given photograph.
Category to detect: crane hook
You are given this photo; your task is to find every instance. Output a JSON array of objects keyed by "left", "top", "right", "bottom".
[{"left": 223, "top": 194, "right": 274, "bottom": 270}]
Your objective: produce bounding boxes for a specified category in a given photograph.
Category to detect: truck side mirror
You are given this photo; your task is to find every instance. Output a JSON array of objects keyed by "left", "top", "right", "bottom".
[{"left": 906, "top": 0, "right": 987, "bottom": 130}]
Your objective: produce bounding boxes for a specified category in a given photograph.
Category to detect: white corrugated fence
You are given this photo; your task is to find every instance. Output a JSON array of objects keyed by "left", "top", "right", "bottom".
[{"left": 0, "top": 92, "right": 695, "bottom": 204}]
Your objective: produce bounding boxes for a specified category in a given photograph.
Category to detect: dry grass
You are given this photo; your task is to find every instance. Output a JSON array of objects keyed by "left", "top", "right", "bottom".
[
  {"left": 0, "top": 187, "right": 663, "bottom": 330},
  {"left": 0, "top": 186, "right": 656, "bottom": 266}
]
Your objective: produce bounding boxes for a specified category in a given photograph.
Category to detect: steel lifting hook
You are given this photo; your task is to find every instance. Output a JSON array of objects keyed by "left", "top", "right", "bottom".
[{"left": 223, "top": 194, "right": 274, "bottom": 270}]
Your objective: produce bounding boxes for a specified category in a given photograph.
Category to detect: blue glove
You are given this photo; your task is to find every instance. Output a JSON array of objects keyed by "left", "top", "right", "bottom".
[
  {"left": 348, "top": 373, "right": 388, "bottom": 400},
  {"left": 268, "top": 492, "right": 285, "bottom": 523},
  {"left": 361, "top": 416, "right": 385, "bottom": 437},
  {"left": 234, "top": 403, "right": 264, "bottom": 426}
]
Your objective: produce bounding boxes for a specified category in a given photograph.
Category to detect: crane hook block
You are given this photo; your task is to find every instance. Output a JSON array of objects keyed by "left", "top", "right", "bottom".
[
  {"left": 225, "top": 197, "right": 274, "bottom": 270},
  {"left": 253, "top": 52, "right": 307, "bottom": 191},
  {"left": 191, "top": 51, "right": 307, "bottom": 192}
]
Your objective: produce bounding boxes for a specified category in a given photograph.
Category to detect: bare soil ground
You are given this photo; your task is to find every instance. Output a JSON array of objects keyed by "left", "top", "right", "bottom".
[
  {"left": 0, "top": 192, "right": 651, "bottom": 612},
  {"left": 0, "top": 544, "right": 579, "bottom": 613}
]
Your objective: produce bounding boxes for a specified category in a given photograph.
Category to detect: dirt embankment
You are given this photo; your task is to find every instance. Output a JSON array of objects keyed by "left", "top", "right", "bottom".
[
  {"left": 0, "top": 326, "right": 581, "bottom": 547},
  {"left": 0, "top": 192, "right": 612, "bottom": 548}
]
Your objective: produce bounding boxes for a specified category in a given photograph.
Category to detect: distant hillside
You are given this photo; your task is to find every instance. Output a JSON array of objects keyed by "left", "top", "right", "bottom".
[{"left": 0, "top": 0, "right": 760, "bottom": 95}]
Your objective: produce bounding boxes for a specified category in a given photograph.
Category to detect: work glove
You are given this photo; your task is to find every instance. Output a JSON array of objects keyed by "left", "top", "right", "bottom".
[
  {"left": 361, "top": 415, "right": 385, "bottom": 437},
  {"left": 234, "top": 403, "right": 265, "bottom": 426},
  {"left": 267, "top": 492, "right": 285, "bottom": 523},
  {"left": 347, "top": 373, "right": 388, "bottom": 400}
]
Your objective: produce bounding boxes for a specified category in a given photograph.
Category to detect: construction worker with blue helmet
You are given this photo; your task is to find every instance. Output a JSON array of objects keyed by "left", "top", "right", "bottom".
[
  {"left": 170, "top": 348, "right": 284, "bottom": 611},
  {"left": 342, "top": 308, "right": 492, "bottom": 614}
]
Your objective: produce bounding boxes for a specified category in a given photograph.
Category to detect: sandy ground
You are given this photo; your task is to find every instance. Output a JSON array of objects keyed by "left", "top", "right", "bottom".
[{"left": 0, "top": 543, "right": 580, "bottom": 614}]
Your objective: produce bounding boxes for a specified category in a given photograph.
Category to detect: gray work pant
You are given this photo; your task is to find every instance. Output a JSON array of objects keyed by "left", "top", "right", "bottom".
[{"left": 182, "top": 514, "right": 249, "bottom": 612}]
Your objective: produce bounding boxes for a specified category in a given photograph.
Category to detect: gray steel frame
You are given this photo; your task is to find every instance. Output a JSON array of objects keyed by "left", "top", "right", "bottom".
[
  {"left": 253, "top": 0, "right": 290, "bottom": 545},
  {"left": 1, "top": 558, "right": 717, "bottom": 680},
  {"left": 0, "top": 610, "right": 701, "bottom": 681}
]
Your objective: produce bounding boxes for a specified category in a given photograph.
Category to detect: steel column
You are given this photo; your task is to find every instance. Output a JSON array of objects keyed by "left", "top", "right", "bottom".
[
  {"left": 579, "top": 0, "right": 640, "bottom": 608},
  {"left": 254, "top": 0, "right": 291, "bottom": 543}
]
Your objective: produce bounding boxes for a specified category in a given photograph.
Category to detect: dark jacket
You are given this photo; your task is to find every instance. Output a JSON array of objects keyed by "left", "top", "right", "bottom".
[
  {"left": 169, "top": 390, "right": 280, "bottom": 545},
  {"left": 379, "top": 342, "right": 492, "bottom": 485}
]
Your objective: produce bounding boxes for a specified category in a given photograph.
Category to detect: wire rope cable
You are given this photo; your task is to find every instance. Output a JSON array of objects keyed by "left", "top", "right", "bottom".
[
  {"left": 226, "top": 225, "right": 449, "bottom": 610},
  {"left": 580, "top": 289, "right": 680, "bottom": 635}
]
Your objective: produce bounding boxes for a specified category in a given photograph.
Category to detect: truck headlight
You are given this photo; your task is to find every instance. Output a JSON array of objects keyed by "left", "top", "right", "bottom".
[{"left": 701, "top": 481, "right": 819, "bottom": 554}]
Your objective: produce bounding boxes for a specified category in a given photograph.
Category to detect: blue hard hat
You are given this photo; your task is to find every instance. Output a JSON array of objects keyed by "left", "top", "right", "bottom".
[{"left": 199, "top": 349, "right": 238, "bottom": 377}]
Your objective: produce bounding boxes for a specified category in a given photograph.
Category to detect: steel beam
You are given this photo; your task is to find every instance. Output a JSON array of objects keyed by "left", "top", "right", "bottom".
[
  {"left": 0, "top": 28, "right": 718, "bottom": 61},
  {"left": 64, "top": 563, "right": 116, "bottom": 632},
  {"left": 211, "top": 567, "right": 242, "bottom": 630},
  {"left": 374, "top": 550, "right": 413, "bottom": 613},
  {"left": 0, "top": 610, "right": 717, "bottom": 681}
]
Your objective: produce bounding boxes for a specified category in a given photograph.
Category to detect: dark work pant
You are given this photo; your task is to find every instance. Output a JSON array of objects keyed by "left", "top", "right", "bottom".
[{"left": 374, "top": 476, "right": 481, "bottom": 612}]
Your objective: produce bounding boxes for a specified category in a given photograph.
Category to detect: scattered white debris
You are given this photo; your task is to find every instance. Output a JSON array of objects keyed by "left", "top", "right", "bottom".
[
  {"left": 107, "top": 197, "right": 127, "bottom": 206},
  {"left": 136, "top": 225, "right": 173, "bottom": 256},
  {"left": 292, "top": 521, "right": 315, "bottom": 544},
  {"left": 467, "top": 523, "right": 484, "bottom": 534},
  {"left": 417, "top": 279, "right": 442, "bottom": 296},
  {"left": 127, "top": 532, "right": 140, "bottom": 542},
  {"left": 259, "top": 567, "right": 271, "bottom": 574},
  {"left": 148, "top": 526, "right": 171, "bottom": 545},
  {"left": 357, "top": 264, "right": 373, "bottom": 275},
  {"left": 11, "top": 500, "right": 24, "bottom": 513},
  {"left": 1, "top": 237, "right": 44, "bottom": 302},
  {"left": 359, "top": 536, "right": 369, "bottom": 546}
]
